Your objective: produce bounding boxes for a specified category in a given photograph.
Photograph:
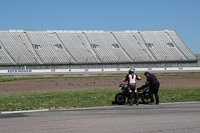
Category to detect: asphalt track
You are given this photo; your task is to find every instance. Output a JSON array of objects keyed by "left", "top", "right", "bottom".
[{"left": 0, "top": 102, "right": 200, "bottom": 133}]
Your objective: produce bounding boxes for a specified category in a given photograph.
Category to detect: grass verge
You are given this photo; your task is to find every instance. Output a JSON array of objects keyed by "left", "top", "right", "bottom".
[
  {"left": 0, "top": 75, "right": 124, "bottom": 82},
  {"left": 0, "top": 87, "right": 200, "bottom": 111},
  {"left": 0, "top": 89, "right": 119, "bottom": 111},
  {"left": 159, "top": 87, "right": 200, "bottom": 103},
  {"left": 0, "top": 72, "right": 200, "bottom": 82}
]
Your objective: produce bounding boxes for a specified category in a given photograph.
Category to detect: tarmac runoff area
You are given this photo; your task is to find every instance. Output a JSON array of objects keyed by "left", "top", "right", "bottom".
[{"left": 0, "top": 102, "right": 200, "bottom": 133}]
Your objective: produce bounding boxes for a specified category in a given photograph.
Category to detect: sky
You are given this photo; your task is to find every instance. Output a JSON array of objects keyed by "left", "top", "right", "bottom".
[{"left": 0, "top": 0, "right": 199, "bottom": 54}]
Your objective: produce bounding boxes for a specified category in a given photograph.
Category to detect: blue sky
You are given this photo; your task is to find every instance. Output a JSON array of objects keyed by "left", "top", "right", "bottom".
[{"left": 0, "top": 0, "right": 199, "bottom": 54}]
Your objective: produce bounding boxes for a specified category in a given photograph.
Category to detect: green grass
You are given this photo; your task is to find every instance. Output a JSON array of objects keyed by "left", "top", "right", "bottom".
[
  {"left": 0, "top": 72, "right": 199, "bottom": 82},
  {"left": 0, "top": 89, "right": 119, "bottom": 111},
  {"left": 159, "top": 87, "right": 200, "bottom": 103},
  {"left": 0, "top": 87, "right": 200, "bottom": 111},
  {"left": 0, "top": 75, "right": 124, "bottom": 82},
  {"left": 155, "top": 73, "right": 200, "bottom": 76}
]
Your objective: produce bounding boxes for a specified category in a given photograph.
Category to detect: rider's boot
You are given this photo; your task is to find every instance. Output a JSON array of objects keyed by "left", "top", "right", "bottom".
[
  {"left": 136, "top": 100, "right": 139, "bottom": 106},
  {"left": 129, "top": 99, "right": 133, "bottom": 106},
  {"left": 135, "top": 93, "right": 139, "bottom": 106}
]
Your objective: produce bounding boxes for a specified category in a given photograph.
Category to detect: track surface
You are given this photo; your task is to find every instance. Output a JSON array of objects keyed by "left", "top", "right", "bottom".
[{"left": 0, "top": 102, "right": 200, "bottom": 133}]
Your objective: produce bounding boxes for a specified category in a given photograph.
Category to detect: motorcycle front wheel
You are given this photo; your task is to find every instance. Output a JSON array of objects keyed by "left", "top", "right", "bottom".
[{"left": 115, "top": 93, "right": 126, "bottom": 105}]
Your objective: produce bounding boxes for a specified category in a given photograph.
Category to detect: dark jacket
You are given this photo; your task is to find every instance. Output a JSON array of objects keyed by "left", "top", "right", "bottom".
[{"left": 147, "top": 74, "right": 160, "bottom": 86}]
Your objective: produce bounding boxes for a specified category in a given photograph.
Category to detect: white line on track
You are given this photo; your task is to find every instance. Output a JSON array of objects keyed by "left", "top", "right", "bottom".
[
  {"left": 1, "top": 101, "right": 200, "bottom": 114},
  {"left": 0, "top": 109, "right": 49, "bottom": 114}
]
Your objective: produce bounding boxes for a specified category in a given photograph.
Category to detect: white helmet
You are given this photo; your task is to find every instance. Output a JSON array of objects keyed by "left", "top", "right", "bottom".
[{"left": 129, "top": 68, "right": 135, "bottom": 74}]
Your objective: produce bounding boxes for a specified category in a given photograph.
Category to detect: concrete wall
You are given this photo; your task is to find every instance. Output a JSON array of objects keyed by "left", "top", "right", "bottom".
[
  {"left": 0, "top": 62, "right": 199, "bottom": 70},
  {"left": 0, "top": 54, "right": 199, "bottom": 70},
  {"left": 2, "top": 67, "right": 200, "bottom": 74}
]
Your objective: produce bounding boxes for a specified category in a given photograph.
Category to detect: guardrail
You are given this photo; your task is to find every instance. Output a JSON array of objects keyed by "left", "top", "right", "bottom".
[{"left": 0, "top": 67, "right": 200, "bottom": 74}]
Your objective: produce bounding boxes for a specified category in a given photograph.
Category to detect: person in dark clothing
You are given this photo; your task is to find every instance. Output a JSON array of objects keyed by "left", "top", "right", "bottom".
[{"left": 144, "top": 71, "right": 160, "bottom": 105}]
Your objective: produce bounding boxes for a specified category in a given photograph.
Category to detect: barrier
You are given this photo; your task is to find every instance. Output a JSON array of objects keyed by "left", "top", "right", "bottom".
[{"left": 0, "top": 67, "right": 200, "bottom": 74}]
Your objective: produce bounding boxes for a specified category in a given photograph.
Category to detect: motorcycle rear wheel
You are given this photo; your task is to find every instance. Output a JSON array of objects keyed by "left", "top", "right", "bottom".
[
  {"left": 115, "top": 93, "right": 126, "bottom": 105},
  {"left": 141, "top": 92, "right": 151, "bottom": 104}
]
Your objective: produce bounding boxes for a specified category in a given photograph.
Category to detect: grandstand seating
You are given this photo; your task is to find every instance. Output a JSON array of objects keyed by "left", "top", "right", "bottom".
[
  {"left": 166, "top": 30, "right": 196, "bottom": 60},
  {"left": 0, "top": 31, "right": 36, "bottom": 64},
  {"left": 0, "top": 30, "right": 197, "bottom": 65},
  {"left": 112, "top": 31, "right": 154, "bottom": 62},
  {"left": 56, "top": 32, "right": 97, "bottom": 63},
  {"left": 99, "top": 32, "right": 132, "bottom": 62}
]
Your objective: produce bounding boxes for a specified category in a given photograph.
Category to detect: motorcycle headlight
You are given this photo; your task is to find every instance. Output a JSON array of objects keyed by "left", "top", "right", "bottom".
[{"left": 119, "top": 87, "right": 122, "bottom": 90}]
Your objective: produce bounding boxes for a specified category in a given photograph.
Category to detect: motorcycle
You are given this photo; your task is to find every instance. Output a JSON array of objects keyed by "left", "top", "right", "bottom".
[{"left": 115, "top": 84, "right": 150, "bottom": 105}]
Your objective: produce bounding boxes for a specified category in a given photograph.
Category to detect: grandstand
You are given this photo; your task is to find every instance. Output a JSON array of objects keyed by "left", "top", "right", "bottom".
[{"left": 0, "top": 30, "right": 198, "bottom": 69}]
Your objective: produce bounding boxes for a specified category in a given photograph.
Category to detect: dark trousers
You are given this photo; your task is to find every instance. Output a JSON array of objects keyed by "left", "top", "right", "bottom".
[
  {"left": 149, "top": 83, "right": 160, "bottom": 104},
  {"left": 129, "top": 84, "right": 138, "bottom": 102}
]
